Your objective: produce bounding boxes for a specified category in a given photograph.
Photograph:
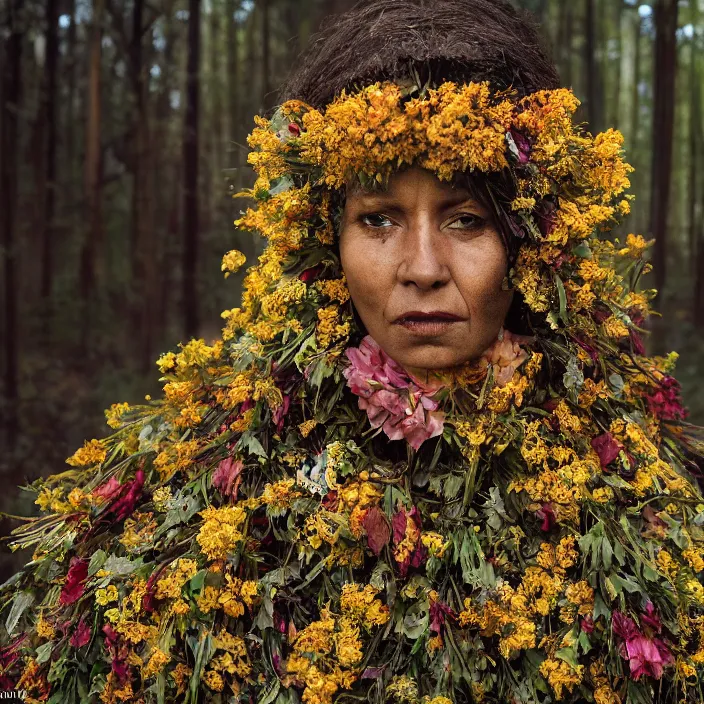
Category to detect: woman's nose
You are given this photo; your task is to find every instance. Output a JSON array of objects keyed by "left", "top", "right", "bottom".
[{"left": 396, "top": 219, "right": 450, "bottom": 290}]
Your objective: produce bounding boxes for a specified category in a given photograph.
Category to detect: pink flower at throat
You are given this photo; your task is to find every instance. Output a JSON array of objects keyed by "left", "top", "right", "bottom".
[
  {"left": 343, "top": 329, "right": 533, "bottom": 450},
  {"left": 343, "top": 336, "right": 445, "bottom": 450}
]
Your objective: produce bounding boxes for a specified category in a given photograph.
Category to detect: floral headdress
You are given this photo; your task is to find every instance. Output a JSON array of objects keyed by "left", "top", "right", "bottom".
[{"left": 1, "top": 80, "right": 704, "bottom": 704}]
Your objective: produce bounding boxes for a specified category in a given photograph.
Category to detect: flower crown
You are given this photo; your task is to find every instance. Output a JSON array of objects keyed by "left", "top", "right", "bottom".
[{"left": 224, "top": 80, "right": 648, "bottom": 368}]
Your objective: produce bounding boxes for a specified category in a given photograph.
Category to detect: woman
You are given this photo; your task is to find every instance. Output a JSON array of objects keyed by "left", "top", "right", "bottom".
[{"left": 2, "top": 1, "right": 703, "bottom": 702}]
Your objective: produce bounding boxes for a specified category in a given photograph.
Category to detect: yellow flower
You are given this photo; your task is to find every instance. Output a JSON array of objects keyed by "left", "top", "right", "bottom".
[
  {"left": 197, "top": 505, "right": 247, "bottom": 561},
  {"left": 222, "top": 249, "right": 247, "bottom": 277},
  {"left": 540, "top": 657, "right": 584, "bottom": 700},
  {"left": 142, "top": 649, "right": 170, "bottom": 679},
  {"left": 66, "top": 439, "right": 107, "bottom": 467},
  {"left": 298, "top": 419, "right": 318, "bottom": 437},
  {"left": 105, "top": 402, "right": 131, "bottom": 429},
  {"left": 96, "top": 584, "right": 119, "bottom": 606},
  {"left": 618, "top": 233, "right": 651, "bottom": 259}
]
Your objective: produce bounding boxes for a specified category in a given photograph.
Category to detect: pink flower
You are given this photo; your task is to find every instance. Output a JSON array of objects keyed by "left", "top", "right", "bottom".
[
  {"left": 92, "top": 477, "right": 123, "bottom": 503},
  {"left": 343, "top": 336, "right": 445, "bottom": 450},
  {"left": 479, "top": 328, "right": 533, "bottom": 386},
  {"left": 212, "top": 457, "right": 244, "bottom": 500}
]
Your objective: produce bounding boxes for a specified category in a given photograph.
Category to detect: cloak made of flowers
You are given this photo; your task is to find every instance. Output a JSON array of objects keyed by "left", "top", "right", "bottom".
[{"left": 1, "top": 80, "right": 704, "bottom": 704}]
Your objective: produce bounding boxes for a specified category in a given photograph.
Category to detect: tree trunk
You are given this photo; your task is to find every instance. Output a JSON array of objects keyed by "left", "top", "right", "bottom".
[
  {"left": 227, "top": 0, "right": 240, "bottom": 148},
  {"left": 584, "top": 0, "right": 604, "bottom": 133},
  {"left": 80, "top": 0, "right": 104, "bottom": 318},
  {"left": 66, "top": 0, "right": 78, "bottom": 201},
  {"left": 609, "top": 0, "right": 623, "bottom": 130},
  {"left": 261, "top": 0, "right": 272, "bottom": 112},
  {"left": 690, "top": 0, "right": 704, "bottom": 325},
  {"left": 649, "top": 0, "right": 679, "bottom": 307},
  {"left": 183, "top": 0, "right": 201, "bottom": 339},
  {"left": 155, "top": 2, "right": 178, "bottom": 345},
  {"left": 1, "top": 0, "right": 24, "bottom": 453},
  {"left": 130, "top": 0, "right": 157, "bottom": 372},
  {"left": 41, "top": 0, "right": 59, "bottom": 309}
]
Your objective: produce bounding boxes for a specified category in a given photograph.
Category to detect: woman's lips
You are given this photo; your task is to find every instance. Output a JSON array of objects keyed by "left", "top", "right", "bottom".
[{"left": 395, "top": 317, "right": 462, "bottom": 335}]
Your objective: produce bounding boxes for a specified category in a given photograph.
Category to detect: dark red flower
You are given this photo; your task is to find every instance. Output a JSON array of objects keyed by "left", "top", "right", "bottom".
[
  {"left": 580, "top": 615, "right": 594, "bottom": 634},
  {"left": 299, "top": 264, "right": 325, "bottom": 283},
  {"left": 628, "top": 310, "right": 646, "bottom": 355},
  {"left": 59, "top": 556, "right": 89, "bottom": 605},
  {"left": 573, "top": 336, "right": 600, "bottom": 365},
  {"left": 391, "top": 505, "right": 426, "bottom": 577},
  {"left": 142, "top": 564, "right": 169, "bottom": 614},
  {"left": 591, "top": 432, "right": 623, "bottom": 469},
  {"left": 110, "top": 470, "right": 145, "bottom": 522},
  {"left": 640, "top": 601, "right": 662, "bottom": 634},
  {"left": 288, "top": 122, "right": 300, "bottom": 137},
  {"left": 536, "top": 502, "right": 556, "bottom": 532},
  {"left": 70, "top": 615, "right": 92, "bottom": 648},
  {"left": 534, "top": 197, "right": 557, "bottom": 237},
  {"left": 273, "top": 610, "right": 286, "bottom": 634},
  {"left": 362, "top": 506, "right": 391, "bottom": 556},
  {"left": 272, "top": 394, "right": 291, "bottom": 433},
  {"left": 102, "top": 624, "right": 130, "bottom": 684},
  {"left": 0, "top": 634, "right": 27, "bottom": 688},
  {"left": 429, "top": 599, "right": 454, "bottom": 634},
  {"left": 321, "top": 490, "right": 338, "bottom": 511}
]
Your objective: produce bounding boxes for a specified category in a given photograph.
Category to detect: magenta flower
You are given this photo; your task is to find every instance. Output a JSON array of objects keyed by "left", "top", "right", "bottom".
[
  {"left": 612, "top": 608, "right": 674, "bottom": 681},
  {"left": 645, "top": 375, "right": 688, "bottom": 422},
  {"left": 343, "top": 336, "right": 445, "bottom": 450}
]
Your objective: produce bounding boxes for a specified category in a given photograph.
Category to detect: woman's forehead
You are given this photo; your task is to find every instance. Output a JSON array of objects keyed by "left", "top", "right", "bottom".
[{"left": 347, "top": 167, "right": 475, "bottom": 199}]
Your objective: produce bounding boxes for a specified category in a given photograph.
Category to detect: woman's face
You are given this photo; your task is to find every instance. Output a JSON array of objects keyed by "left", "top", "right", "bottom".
[{"left": 339, "top": 166, "right": 514, "bottom": 376}]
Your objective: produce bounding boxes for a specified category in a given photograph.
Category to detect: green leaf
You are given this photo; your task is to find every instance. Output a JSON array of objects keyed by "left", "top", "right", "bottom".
[
  {"left": 258, "top": 678, "right": 281, "bottom": 704},
  {"left": 562, "top": 356, "right": 584, "bottom": 396},
  {"left": 88, "top": 549, "right": 108, "bottom": 577},
  {"left": 555, "top": 646, "right": 579, "bottom": 670},
  {"left": 573, "top": 242, "right": 593, "bottom": 258},
  {"left": 103, "top": 555, "right": 143, "bottom": 577},
  {"left": 239, "top": 431, "right": 267, "bottom": 458},
  {"left": 254, "top": 594, "right": 275, "bottom": 631},
  {"left": 6, "top": 590, "right": 35, "bottom": 635},
  {"left": 553, "top": 273, "right": 568, "bottom": 324},
  {"left": 35, "top": 641, "right": 53, "bottom": 664},
  {"left": 443, "top": 474, "right": 464, "bottom": 500}
]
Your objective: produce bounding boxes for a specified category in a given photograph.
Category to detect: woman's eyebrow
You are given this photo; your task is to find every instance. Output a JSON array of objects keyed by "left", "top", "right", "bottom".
[{"left": 350, "top": 191, "right": 481, "bottom": 210}]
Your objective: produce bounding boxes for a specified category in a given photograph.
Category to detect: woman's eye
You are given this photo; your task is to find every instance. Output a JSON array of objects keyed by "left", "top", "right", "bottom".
[
  {"left": 446, "top": 213, "right": 485, "bottom": 230},
  {"left": 360, "top": 213, "right": 394, "bottom": 228}
]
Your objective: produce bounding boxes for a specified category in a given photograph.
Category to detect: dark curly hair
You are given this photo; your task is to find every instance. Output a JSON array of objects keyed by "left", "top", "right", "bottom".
[{"left": 281, "top": 0, "right": 560, "bottom": 108}]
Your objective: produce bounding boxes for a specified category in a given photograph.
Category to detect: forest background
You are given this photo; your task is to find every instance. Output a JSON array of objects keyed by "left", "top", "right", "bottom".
[{"left": 0, "top": 0, "right": 703, "bottom": 578}]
